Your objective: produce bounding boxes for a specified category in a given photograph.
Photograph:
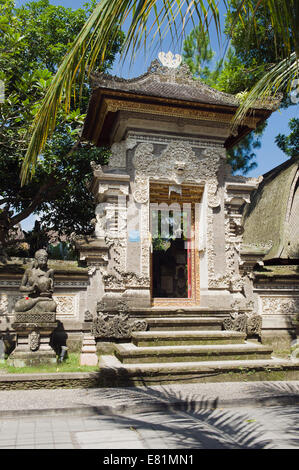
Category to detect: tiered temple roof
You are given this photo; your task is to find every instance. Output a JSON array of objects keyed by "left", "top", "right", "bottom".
[{"left": 82, "top": 59, "right": 278, "bottom": 148}]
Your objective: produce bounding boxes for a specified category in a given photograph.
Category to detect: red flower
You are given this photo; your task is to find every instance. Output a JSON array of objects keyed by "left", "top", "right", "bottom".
[{"left": 25, "top": 297, "right": 29, "bottom": 300}]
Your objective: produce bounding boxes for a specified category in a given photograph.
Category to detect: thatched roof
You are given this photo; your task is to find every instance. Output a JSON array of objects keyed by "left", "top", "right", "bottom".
[{"left": 242, "top": 156, "right": 299, "bottom": 260}]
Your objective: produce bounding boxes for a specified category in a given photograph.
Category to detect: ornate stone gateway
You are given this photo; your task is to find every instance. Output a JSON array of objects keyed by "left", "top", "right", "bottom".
[{"left": 78, "top": 52, "right": 277, "bottom": 330}]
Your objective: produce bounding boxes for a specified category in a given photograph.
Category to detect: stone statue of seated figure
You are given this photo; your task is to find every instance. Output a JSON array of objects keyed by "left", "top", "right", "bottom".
[{"left": 15, "top": 249, "right": 57, "bottom": 313}]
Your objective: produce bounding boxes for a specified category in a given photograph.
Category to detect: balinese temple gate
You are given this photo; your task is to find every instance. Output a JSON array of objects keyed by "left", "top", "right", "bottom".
[
  {"left": 78, "top": 53, "right": 274, "bottom": 324},
  {"left": 2, "top": 53, "right": 299, "bottom": 382}
]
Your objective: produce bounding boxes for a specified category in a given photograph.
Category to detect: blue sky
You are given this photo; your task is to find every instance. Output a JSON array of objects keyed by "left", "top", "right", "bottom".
[{"left": 15, "top": 0, "right": 298, "bottom": 230}]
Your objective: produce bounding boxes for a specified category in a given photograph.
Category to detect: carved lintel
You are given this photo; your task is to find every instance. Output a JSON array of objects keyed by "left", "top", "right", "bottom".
[{"left": 102, "top": 272, "right": 150, "bottom": 291}]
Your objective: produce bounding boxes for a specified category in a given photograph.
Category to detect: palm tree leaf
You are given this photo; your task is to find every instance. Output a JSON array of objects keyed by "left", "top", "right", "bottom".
[
  {"left": 21, "top": 0, "right": 223, "bottom": 184},
  {"left": 232, "top": 52, "right": 298, "bottom": 129},
  {"left": 21, "top": 0, "right": 298, "bottom": 184}
]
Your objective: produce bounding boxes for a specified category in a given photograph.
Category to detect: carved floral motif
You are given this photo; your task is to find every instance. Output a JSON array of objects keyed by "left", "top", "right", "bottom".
[
  {"left": 132, "top": 141, "right": 224, "bottom": 204},
  {"left": 91, "top": 300, "right": 147, "bottom": 339},
  {"left": 52, "top": 296, "right": 76, "bottom": 316},
  {"left": 223, "top": 313, "right": 262, "bottom": 336},
  {"left": 29, "top": 330, "right": 40, "bottom": 351},
  {"left": 158, "top": 51, "right": 182, "bottom": 68},
  {"left": 108, "top": 139, "right": 137, "bottom": 168},
  {"left": 103, "top": 272, "right": 150, "bottom": 291},
  {"left": 262, "top": 296, "right": 299, "bottom": 315}
]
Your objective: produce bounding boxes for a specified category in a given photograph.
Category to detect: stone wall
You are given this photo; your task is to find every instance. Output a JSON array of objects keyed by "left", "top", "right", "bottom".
[
  {"left": 1, "top": 259, "right": 298, "bottom": 354},
  {"left": 254, "top": 266, "right": 299, "bottom": 348},
  {"left": 0, "top": 258, "right": 90, "bottom": 352}
]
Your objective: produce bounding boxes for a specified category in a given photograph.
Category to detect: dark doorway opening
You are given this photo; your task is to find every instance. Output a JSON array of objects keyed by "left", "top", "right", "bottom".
[{"left": 152, "top": 238, "right": 188, "bottom": 298}]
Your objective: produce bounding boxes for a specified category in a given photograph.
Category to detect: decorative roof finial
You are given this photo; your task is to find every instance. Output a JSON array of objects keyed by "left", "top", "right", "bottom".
[{"left": 158, "top": 51, "right": 182, "bottom": 68}]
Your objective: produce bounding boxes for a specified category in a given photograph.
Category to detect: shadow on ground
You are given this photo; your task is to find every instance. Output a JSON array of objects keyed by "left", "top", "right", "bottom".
[{"left": 70, "top": 382, "right": 298, "bottom": 449}]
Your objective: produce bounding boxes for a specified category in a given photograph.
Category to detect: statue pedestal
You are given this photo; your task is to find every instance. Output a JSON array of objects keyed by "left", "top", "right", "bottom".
[
  {"left": 80, "top": 334, "right": 98, "bottom": 366},
  {"left": 8, "top": 312, "right": 57, "bottom": 367}
]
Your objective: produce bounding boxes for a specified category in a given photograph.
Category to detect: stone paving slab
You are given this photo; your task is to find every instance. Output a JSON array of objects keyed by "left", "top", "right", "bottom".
[{"left": 0, "top": 405, "right": 298, "bottom": 449}]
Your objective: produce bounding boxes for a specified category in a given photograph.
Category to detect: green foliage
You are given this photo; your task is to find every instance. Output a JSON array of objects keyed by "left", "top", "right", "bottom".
[
  {"left": 182, "top": 25, "right": 264, "bottom": 174},
  {"left": 1, "top": 353, "right": 99, "bottom": 373},
  {"left": 0, "top": 0, "right": 123, "bottom": 253},
  {"left": 225, "top": 0, "right": 296, "bottom": 107},
  {"left": 182, "top": 0, "right": 298, "bottom": 173},
  {"left": 182, "top": 26, "right": 223, "bottom": 85},
  {"left": 275, "top": 118, "right": 299, "bottom": 158}
]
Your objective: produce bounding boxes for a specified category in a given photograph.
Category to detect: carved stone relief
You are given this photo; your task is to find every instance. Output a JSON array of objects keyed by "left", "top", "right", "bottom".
[
  {"left": 29, "top": 330, "right": 40, "bottom": 351},
  {"left": 91, "top": 300, "right": 147, "bottom": 339},
  {"left": 108, "top": 139, "right": 137, "bottom": 169},
  {"left": 0, "top": 293, "right": 22, "bottom": 314},
  {"left": 103, "top": 272, "right": 150, "bottom": 291},
  {"left": 53, "top": 295, "right": 76, "bottom": 317},
  {"left": 14, "top": 312, "right": 56, "bottom": 323},
  {"left": 126, "top": 131, "right": 224, "bottom": 150},
  {"left": 140, "top": 202, "right": 150, "bottom": 276},
  {"left": 132, "top": 141, "right": 228, "bottom": 286},
  {"left": 261, "top": 296, "right": 299, "bottom": 315},
  {"left": 223, "top": 312, "right": 262, "bottom": 336},
  {"left": 208, "top": 174, "right": 261, "bottom": 290},
  {"left": 106, "top": 238, "right": 127, "bottom": 278},
  {"left": 84, "top": 310, "right": 93, "bottom": 322},
  {"left": 0, "top": 294, "right": 9, "bottom": 315},
  {"left": 132, "top": 142, "right": 225, "bottom": 200}
]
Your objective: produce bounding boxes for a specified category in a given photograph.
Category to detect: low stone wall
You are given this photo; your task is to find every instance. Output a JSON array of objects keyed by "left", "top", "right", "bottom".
[
  {"left": 0, "top": 372, "right": 104, "bottom": 390},
  {"left": 1, "top": 259, "right": 298, "bottom": 354}
]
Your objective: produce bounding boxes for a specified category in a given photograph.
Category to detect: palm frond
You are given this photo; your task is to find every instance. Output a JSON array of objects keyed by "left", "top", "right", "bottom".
[
  {"left": 21, "top": 0, "right": 299, "bottom": 184},
  {"left": 232, "top": 52, "right": 298, "bottom": 129},
  {"left": 21, "top": 0, "right": 221, "bottom": 184}
]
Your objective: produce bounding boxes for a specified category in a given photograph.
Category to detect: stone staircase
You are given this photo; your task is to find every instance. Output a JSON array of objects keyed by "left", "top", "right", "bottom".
[{"left": 99, "top": 315, "right": 299, "bottom": 386}]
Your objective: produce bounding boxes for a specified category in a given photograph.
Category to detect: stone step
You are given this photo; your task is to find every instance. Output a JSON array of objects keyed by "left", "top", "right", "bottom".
[
  {"left": 131, "top": 308, "right": 231, "bottom": 319},
  {"left": 99, "top": 355, "right": 299, "bottom": 386},
  {"left": 114, "top": 342, "right": 273, "bottom": 364},
  {"left": 145, "top": 317, "right": 223, "bottom": 331},
  {"left": 132, "top": 330, "right": 246, "bottom": 347}
]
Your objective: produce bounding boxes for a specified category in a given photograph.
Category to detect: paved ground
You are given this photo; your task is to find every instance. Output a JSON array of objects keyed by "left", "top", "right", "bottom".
[
  {"left": 0, "top": 405, "right": 298, "bottom": 449},
  {"left": 0, "top": 381, "right": 298, "bottom": 450},
  {"left": 0, "top": 380, "right": 299, "bottom": 414}
]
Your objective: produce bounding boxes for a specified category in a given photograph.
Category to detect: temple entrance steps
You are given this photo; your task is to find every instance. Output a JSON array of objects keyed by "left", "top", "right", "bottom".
[
  {"left": 115, "top": 342, "right": 273, "bottom": 364},
  {"left": 98, "top": 315, "right": 299, "bottom": 386},
  {"left": 145, "top": 317, "right": 223, "bottom": 331},
  {"left": 114, "top": 325, "right": 273, "bottom": 364},
  {"left": 131, "top": 329, "right": 246, "bottom": 346}
]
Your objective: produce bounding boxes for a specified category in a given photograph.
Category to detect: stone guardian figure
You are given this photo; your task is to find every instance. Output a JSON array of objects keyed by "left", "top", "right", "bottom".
[{"left": 9, "top": 249, "right": 58, "bottom": 367}]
